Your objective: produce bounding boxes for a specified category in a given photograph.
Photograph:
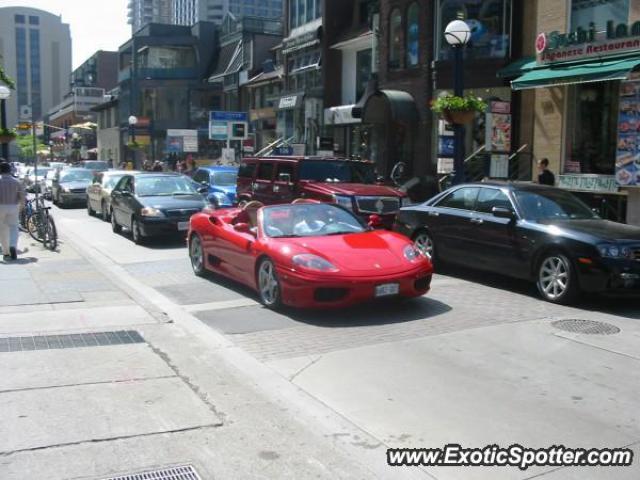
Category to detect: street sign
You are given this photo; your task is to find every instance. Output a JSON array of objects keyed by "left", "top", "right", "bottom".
[
  {"left": 210, "top": 111, "right": 249, "bottom": 123},
  {"left": 209, "top": 111, "right": 249, "bottom": 142},
  {"left": 229, "top": 121, "right": 248, "bottom": 140},
  {"left": 209, "top": 121, "right": 228, "bottom": 141}
]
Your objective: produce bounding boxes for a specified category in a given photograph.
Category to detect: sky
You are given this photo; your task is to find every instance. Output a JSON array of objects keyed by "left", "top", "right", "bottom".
[{"left": 0, "top": 0, "right": 131, "bottom": 69}]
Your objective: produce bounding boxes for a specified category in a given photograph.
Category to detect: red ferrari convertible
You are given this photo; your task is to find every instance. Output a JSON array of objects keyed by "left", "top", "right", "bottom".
[{"left": 187, "top": 202, "right": 433, "bottom": 309}]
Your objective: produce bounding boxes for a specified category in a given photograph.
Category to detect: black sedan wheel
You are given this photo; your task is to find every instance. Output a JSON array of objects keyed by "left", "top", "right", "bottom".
[
  {"left": 111, "top": 210, "right": 122, "bottom": 233},
  {"left": 413, "top": 230, "right": 435, "bottom": 260},
  {"left": 189, "top": 234, "right": 206, "bottom": 277},
  {"left": 257, "top": 258, "right": 282, "bottom": 309},
  {"left": 131, "top": 218, "right": 145, "bottom": 245},
  {"left": 536, "top": 253, "right": 578, "bottom": 304}
]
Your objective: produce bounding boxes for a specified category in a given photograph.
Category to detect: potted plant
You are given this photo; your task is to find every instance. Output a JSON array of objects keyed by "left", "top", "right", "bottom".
[
  {"left": 431, "top": 95, "right": 487, "bottom": 125},
  {"left": 0, "top": 127, "right": 16, "bottom": 144}
]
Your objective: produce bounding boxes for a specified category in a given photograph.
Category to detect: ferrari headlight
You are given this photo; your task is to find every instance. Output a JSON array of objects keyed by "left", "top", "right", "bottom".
[
  {"left": 403, "top": 245, "right": 421, "bottom": 262},
  {"left": 333, "top": 195, "right": 354, "bottom": 211},
  {"left": 140, "top": 207, "right": 165, "bottom": 218},
  {"left": 598, "top": 244, "right": 630, "bottom": 259},
  {"left": 292, "top": 254, "right": 339, "bottom": 272}
]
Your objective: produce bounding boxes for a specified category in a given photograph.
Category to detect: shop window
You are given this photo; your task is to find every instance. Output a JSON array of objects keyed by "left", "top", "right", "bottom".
[
  {"left": 406, "top": 3, "right": 419, "bottom": 67},
  {"left": 571, "top": 0, "right": 629, "bottom": 31},
  {"left": 437, "top": 0, "right": 511, "bottom": 61},
  {"left": 388, "top": 8, "right": 403, "bottom": 69},
  {"left": 565, "top": 82, "right": 619, "bottom": 175},
  {"left": 356, "top": 49, "right": 372, "bottom": 100}
]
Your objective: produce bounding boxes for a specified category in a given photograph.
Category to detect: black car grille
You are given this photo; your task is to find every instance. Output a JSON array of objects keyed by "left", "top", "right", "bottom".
[
  {"left": 634, "top": 249, "right": 640, "bottom": 261},
  {"left": 165, "top": 208, "right": 201, "bottom": 218},
  {"left": 70, "top": 188, "right": 87, "bottom": 194},
  {"left": 355, "top": 196, "right": 400, "bottom": 214}
]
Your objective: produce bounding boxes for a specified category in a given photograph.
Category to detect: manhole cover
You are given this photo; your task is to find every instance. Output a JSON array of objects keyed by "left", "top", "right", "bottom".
[
  {"left": 103, "top": 464, "right": 201, "bottom": 480},
  {"left": 552, "top": 319, "right": 620, "bottom": 335}
]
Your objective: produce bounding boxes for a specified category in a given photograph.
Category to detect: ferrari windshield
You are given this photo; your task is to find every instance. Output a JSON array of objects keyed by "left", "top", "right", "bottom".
[
  {"left": 298, "top": 160, "right": 376, "bottom": 183},
  {"left": 514, "top": 189, "right": 598, "bottom": 222},
  {"left": 262, "top": 204, "right": 365, "bottom": 238},
  {"left": 136, "top": 175, "right": 199, "bottom": 197}
]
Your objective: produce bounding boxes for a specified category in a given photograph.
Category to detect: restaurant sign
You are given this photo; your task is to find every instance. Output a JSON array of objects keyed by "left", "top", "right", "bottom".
[
  {"left": 558, "top": 174, "right": 618, "bottom": 193},
  {"left": 536, "top": 20, "right": 640, "bottom": 64}
]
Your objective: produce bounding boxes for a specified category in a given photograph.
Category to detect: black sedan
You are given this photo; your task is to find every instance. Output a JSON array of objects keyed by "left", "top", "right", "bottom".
[
  {"left": 394, "top": 182, "right": 640, "bottom": 304},
  {"left": 110, "top": 173, "right": 207, "bottom": 244}
]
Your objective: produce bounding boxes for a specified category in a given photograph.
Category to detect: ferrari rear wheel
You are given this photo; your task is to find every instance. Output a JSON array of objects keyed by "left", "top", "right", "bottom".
[
  {"left": 257, "top": 258, "right": 281, "bottom": 309},
  {"left": 190, "top": 234, "right": 206, "bottom": 277}
]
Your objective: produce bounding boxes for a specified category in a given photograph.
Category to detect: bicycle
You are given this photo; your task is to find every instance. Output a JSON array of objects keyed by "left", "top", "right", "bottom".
[{"left": 23, "top": 196, "right": 58, "bottom": 251}]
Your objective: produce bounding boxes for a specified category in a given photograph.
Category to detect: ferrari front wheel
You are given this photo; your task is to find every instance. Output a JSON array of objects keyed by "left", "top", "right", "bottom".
[
  {"left": 257, "top": 258, "right": 281, "bottom": 309},
  {"left": 190, "top": 233, "right": 206, "bottom": 277}
]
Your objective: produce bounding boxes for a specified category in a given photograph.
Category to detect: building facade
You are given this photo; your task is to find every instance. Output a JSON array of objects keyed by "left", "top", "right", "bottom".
[
  {"left": 118, "top": 22, "right": 220, "bottom": 166},
  {"left": 92, "top": 91, "right": 121, "bottom": 166},
  {"left": 71, "top": 51, "right": 119, "bottom": 91},
  {"left": 502, "top": 0, "right": 640, "bottom": 225},
  {"left": 0, "top": 6, "right": 71, "bottom": 130},
  {"left": 172, "top": 0, "right": 283, "bottom": 26},
  {"left": 128, "top": 0, "right": 173, "bottom": 33}
]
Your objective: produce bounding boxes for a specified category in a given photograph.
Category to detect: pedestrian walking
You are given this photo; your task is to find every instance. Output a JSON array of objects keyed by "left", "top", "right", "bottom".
[
  {"left": 537, "top": 158, "right": 556, "bottom": 186},
  {"left": 0, "top": 161, "right": 25, "bottom": 261},
  {"left": 152, "top": 160, "right": 163, "bottom": 172}
]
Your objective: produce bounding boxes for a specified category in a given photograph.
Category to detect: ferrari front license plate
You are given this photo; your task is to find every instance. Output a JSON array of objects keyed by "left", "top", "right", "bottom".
[
  {"left": 375, "top": 283, "right": 399, "bottom": 297},
  {"left": 177, "top": 221, "right": 189, "bottom": 231}
]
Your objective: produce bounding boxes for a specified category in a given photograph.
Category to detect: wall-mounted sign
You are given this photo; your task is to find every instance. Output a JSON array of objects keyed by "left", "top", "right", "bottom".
[
  {"left": 167, "top": 129, "right": 198, "bottom": 153},
  {"left": 278, "top": 95, "right": 301, "bottom": 110},
  {"left": 536, "top": 20, "right": 640, "bottom": 64},
  {"left": 558, "top": 174, "right": 618, "bottom": 193}
]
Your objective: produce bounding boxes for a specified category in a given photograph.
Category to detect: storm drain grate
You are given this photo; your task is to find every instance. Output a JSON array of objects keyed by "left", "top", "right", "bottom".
[
  {"left": 103, "top": 464, "right": 202, "bottom": 480},
  {"left": 552, "top": 319, "right": 620, "bottom": 336},
  {"left": 0, "top": 330, "right": 144, "bottom": 353}
]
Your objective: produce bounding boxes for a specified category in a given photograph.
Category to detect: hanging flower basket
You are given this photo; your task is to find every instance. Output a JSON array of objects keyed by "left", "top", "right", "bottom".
[
  {"left": 431, "top": 95, "right": 487, "bottom": 125},
  {"left": 0, "top": 128, "right": 16, "bottom": 143}
]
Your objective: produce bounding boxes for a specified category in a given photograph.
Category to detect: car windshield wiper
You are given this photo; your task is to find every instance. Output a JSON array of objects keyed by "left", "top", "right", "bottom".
[{"left": 172, "top": 192, "right": 195, "bottom": 196}]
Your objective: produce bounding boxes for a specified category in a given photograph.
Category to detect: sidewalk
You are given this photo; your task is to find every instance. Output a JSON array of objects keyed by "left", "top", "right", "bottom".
[{"left": 0, "top": 233, "right": 399, "bottom": 480}]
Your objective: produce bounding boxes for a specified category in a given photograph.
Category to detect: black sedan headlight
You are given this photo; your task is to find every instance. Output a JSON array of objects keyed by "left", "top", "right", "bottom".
[{"left": 597, "top": 244, "right": 633, "bottom": 259}]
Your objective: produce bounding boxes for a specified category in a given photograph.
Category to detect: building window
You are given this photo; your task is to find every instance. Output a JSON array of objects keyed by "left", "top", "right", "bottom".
[
  {"left": 388, "top": 8, "right": 402, "bottom": 69},
  {"left": 437, "top": 0, "right": 511, "bottom": 60},
  {"left": 570, "top": 0, "right": 629, "bottom": 31},
  {"left": 356, "top": 49, "right": 372, "bottom": 100},
  {"left": 406, "top": 2, "right": 419, "bottom": 67},
  {"left": 28, "top": 16, "right": 39, "bottom": 25},
  {"left": 14, "top": 14, "right": 25, "bottom": 23},
  {"left": 565, "top": 81, "right": 619, "bottom": 175}
]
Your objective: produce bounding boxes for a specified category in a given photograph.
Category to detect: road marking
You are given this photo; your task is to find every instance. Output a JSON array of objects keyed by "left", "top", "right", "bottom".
[{"left": 183, "top": 298, "right": 258, "bottom": 313}]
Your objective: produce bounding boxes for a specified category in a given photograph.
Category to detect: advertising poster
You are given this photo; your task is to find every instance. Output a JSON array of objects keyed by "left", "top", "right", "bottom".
[{"left": 615, "top": 78, "right": 640, "bottom": 186}]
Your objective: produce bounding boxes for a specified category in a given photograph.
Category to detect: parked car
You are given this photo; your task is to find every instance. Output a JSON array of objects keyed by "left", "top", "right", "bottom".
[
  {"left": 236, "top": 156, "right": 407, "bottom": 227},
  {"left": 23, "top": 167, "right": 53, "bottom": 193},
  {"left": 51, "top": 168, "right": 95, "bottom": 207},
  {"left": 192, "top": 166, "right": 238, "bottom": 207},
  {"left": 110, "top": 173, "right": 207, "bottom": 244},
  {"left": 188, "top": 202, "right": 433, "bottom": 308},
  {"left": 394, "top": 182, "right": 640, "bottom": 304},
  {"left": 77, "top": 160, "right": 109, "bottom": 172},
  {"left": 87, "top": 170, "right": 134, "bottom": 221}
]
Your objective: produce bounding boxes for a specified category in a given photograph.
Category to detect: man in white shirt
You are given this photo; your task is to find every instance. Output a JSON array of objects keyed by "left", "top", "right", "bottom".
[{"left": 0, "top": 161, "right": 25, "bottom": 261}]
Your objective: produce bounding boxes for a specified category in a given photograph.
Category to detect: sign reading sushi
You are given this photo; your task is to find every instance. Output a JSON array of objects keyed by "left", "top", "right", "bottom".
[{"left": 616, "top": 73, "right": 640, "bottom": 187}]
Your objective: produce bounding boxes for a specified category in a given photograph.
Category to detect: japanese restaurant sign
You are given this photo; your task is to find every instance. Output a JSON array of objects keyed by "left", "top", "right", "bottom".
[
  {"left": 615, "top": 73, "right": 640, "bottom": 187},
  {"left": 536, "top": 20, "right": 640, "bottom": 64}
]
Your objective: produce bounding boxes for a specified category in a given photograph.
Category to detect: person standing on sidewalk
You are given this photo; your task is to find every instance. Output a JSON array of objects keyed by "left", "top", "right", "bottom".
[{"left": 0, "top": 161, "right": 25, "bottom": 261}]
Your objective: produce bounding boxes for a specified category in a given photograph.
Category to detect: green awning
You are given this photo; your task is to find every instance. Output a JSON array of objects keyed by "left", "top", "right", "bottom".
[
  {"left": 497, "top": 57, "right": 536, "bottom": 78},
  {"left": 511, "top": 57, "right": 640, "bottom": 90}
]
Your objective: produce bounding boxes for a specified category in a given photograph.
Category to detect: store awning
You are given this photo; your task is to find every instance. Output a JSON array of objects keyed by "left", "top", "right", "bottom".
[
  {"left": 510, "top": 57, "right": 640, "bottom": 90},
  {"left": 362, "top": 90, "right": 419, "bottom": 127}
]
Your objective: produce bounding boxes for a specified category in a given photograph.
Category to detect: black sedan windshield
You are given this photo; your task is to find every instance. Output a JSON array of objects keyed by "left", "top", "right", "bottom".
[
  {"left": 514, "top": 189, "right": 597, "bottom": 222},
  {"left": 136, "top": 176, "right": 199, "bottom": 197},
  {"left": 262, "top": 204, "right": 365, "bottom": 238},
  {"left": 299, "top": 160, "right": 376, "bottom": 184}
]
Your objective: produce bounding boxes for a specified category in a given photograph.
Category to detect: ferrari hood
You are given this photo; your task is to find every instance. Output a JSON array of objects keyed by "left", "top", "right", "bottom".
[{"left": 283, "top": 231, "right": 413, "bottom": 273}]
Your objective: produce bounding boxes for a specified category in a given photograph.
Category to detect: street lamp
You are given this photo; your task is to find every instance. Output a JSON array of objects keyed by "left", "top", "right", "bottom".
[
  {"left": 444, "top": 19, "right": 471, "bottom": 185},
  {"left": 48, "top": 140, "right": 54, "bottom": 164},
  {"left": 0, "top": 85, "right": 11, "bottom": 161},
  {"left": 128, "top": 115, "right": 138, "bottom": 168}
]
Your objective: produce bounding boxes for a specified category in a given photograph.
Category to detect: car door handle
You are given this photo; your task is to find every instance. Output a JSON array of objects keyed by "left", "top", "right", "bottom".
[
  {"left": 427, "top": 211, "right": 439, "bottom": 217},
  {"left": 470, "top": 218, "right": 484, "bottom": 225},
  {"left": 273, "top": 185, "right": 280, "bottom": 192}
]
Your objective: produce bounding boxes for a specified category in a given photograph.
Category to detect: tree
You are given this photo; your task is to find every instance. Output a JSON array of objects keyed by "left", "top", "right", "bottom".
[{"left": 16, "top": 134, "right": 46, "bottom": 159}]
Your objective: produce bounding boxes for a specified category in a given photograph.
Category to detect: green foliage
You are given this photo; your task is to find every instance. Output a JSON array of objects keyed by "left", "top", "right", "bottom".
[
  {"left": 431, "top": 95, "right": 487, "bottom": 114},
  {"left": 0, "top": 65, "right": 15, "bottom": 89},
  {"left": 127, "top": 140, "right": 142, "bottom": 150},
  {"left": 0, "top": 127, "right": 16, "bottom": 139},
  {"left": 16, "top": 135, "right": 46, "bottom": 158}
]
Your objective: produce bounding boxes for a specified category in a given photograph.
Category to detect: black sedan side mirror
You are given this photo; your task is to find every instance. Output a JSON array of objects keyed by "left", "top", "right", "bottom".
[
  {"left": 492, "top": 206, "right": 516, "bottom": 220},
  {"left": 198, "top": 186, "right": 208, "bottom": 194}
]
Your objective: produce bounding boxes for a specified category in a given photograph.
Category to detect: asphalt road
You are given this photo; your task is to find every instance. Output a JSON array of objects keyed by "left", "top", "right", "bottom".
[{"left": 52, "top": 202, "right": 640, "bottom": 480}]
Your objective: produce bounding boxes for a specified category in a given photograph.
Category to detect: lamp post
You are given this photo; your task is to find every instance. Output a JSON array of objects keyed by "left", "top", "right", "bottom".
[
  {"left": 71, "top": 132, "right": 80, "bottom": 163},
  {"left": 444, "top": 20, "right": 471, "bottom": 185},
  {"left": 128, "top": 115, "right": 138, "bottom": 168},
  {"left": 49, "top": 140, "right": 54, "bottom": 164},
  {"left": 0, "top": 85, "right": 11, "bottom": 161}
]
